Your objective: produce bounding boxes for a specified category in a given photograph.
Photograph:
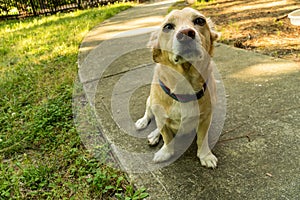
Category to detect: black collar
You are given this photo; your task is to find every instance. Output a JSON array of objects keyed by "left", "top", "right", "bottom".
[{"left": 158, "top": 79, "right": 207, "bottom": 103}]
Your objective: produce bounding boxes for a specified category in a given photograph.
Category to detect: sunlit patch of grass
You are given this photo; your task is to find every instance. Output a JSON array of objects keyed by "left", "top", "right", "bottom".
[{"left": 0, "top": 2, "right": 149, "bottom": 199}]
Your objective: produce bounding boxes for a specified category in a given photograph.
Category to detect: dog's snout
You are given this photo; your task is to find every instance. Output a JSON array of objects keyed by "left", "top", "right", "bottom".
[{"left": 176, "top": 28, "right": 196, "bottom": 41}]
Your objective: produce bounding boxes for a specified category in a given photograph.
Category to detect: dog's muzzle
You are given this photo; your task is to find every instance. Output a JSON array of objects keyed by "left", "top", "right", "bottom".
[{"left": 172, "top": 28, "right": 202, "bottom": 63}]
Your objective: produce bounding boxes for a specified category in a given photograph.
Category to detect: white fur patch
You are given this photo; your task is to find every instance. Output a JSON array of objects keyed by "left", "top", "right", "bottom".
[
  {"left": 147, "top": 128, "right": 161, "bottom": 145},
  {"left": 135, "top": 116, "right": 149, "bottom": 130},
  {"left": 153, "top": 144, "right": 174, "bottom": 163},
  {"left": 198, "top": 151, "right": 218, "bottom": 169}
]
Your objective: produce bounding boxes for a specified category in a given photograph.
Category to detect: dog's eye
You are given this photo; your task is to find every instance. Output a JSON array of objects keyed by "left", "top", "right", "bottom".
[
  {"left": 163, "top": 23, "right": 175, "bottom": 32},
  {"left": 193, "top": 17, "right": 206, "bottom": 26}
]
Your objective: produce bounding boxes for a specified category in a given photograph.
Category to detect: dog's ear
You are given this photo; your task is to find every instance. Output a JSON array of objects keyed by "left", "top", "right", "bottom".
[
  {"left": 210, "top": 29, "right": 221, "bottom": 42},
  {"left": 207, "top": 18, "right": 221, "bottom": 42},
  {"left": 147, "top": 30, "right": 162, "bottom": 63},
  {"left": 206, "top": 18, "right": 221, "bottom": 56}
]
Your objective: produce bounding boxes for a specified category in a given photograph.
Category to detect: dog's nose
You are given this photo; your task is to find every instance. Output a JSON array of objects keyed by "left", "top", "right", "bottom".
[{"left": 176, "top": 28, "right": 196, "bottom": 41}]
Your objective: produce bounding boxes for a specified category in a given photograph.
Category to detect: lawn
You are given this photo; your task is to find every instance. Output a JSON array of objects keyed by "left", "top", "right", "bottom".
[{"left": 0, "top": 2, "right": 148, "bottom": 199}]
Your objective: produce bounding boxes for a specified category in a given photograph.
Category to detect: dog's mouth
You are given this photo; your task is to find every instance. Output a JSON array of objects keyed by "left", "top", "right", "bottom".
[{"left": 172, "top": 48, "right": 202, "bottom": 64}]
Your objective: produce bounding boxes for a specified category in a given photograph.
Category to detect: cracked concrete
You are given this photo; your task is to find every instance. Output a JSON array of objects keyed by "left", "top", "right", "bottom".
[{"left": 76, "top": 0, "right": 300, "bottom": 199}]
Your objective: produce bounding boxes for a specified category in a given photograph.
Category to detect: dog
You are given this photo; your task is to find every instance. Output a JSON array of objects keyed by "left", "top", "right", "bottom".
[{"left": 135, "top": 8, "right": 220, "bottom": 168}]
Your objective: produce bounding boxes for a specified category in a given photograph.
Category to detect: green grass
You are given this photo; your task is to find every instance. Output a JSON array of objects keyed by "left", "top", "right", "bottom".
[{"left": 0, "top": 2, "right": 148, "bottom": 199}]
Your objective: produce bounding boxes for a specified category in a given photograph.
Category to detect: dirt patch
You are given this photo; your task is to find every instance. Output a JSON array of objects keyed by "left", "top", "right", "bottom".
[{"left": 173, "top": 0, "right": 300, "bottom": 62}]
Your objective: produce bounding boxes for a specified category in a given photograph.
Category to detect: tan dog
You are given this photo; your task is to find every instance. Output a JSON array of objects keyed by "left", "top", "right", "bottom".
[{"left": 135, "top": 8, "right": 220, "bottom": 168}]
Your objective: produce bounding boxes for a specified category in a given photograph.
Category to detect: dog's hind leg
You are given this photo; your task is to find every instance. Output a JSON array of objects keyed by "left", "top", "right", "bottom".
[
  {"left": 135, "top": 96, "right": 153, "bottom": 130},
  {"left": 147, "top": 128, "right": 161, "bottom": 146},
  {"left": 196, "top": 114, "right": 218, "bottom": 168}
]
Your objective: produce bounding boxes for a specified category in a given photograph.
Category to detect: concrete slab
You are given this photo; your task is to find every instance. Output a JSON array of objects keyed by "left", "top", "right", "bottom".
[{"left": 76, "top": 0, "right": 300, "bottom": 199}]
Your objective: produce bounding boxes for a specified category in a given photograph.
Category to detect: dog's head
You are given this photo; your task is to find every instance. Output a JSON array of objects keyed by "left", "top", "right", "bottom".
[{"left": 149, "top": 8, "right": 219, "bottom": 65}]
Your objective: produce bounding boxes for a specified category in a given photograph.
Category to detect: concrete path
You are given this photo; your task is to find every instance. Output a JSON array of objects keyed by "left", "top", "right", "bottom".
[{"left": 76, "top": 0, "right": 300, "bottom": 199}]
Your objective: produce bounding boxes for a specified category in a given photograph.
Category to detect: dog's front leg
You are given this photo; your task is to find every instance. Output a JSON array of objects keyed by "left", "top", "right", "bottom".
[
  {"left": 151, "top": 104, "right": 174, "bottom": 163},
  {"left": 153, "top": 125, "right": 174, "bottom": 163},
  {"left": 196, "top": 114, "right": 218, "bottom": 168},
  {"left": 135, "top": 96, "right": 153, "bottom": 130}
]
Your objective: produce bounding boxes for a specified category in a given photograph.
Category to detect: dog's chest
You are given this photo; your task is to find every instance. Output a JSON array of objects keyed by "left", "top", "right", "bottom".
[{"left": 167, "top": 100, "right": 200, "bottom": 132}]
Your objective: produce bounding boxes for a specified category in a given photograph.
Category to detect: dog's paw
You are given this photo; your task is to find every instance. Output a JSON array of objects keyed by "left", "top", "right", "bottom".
[
  {"left": 153, "top": 145, "right": 173, "bottom": 163},
  {"left": 198, "top": 152, "right": 218, "bottom": 169},
  {"left": 135, "top": 117, "right": 149, "bottom": 130},
  {"left": 147, "top": 129, "right": 161, "bottom": 146}
]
